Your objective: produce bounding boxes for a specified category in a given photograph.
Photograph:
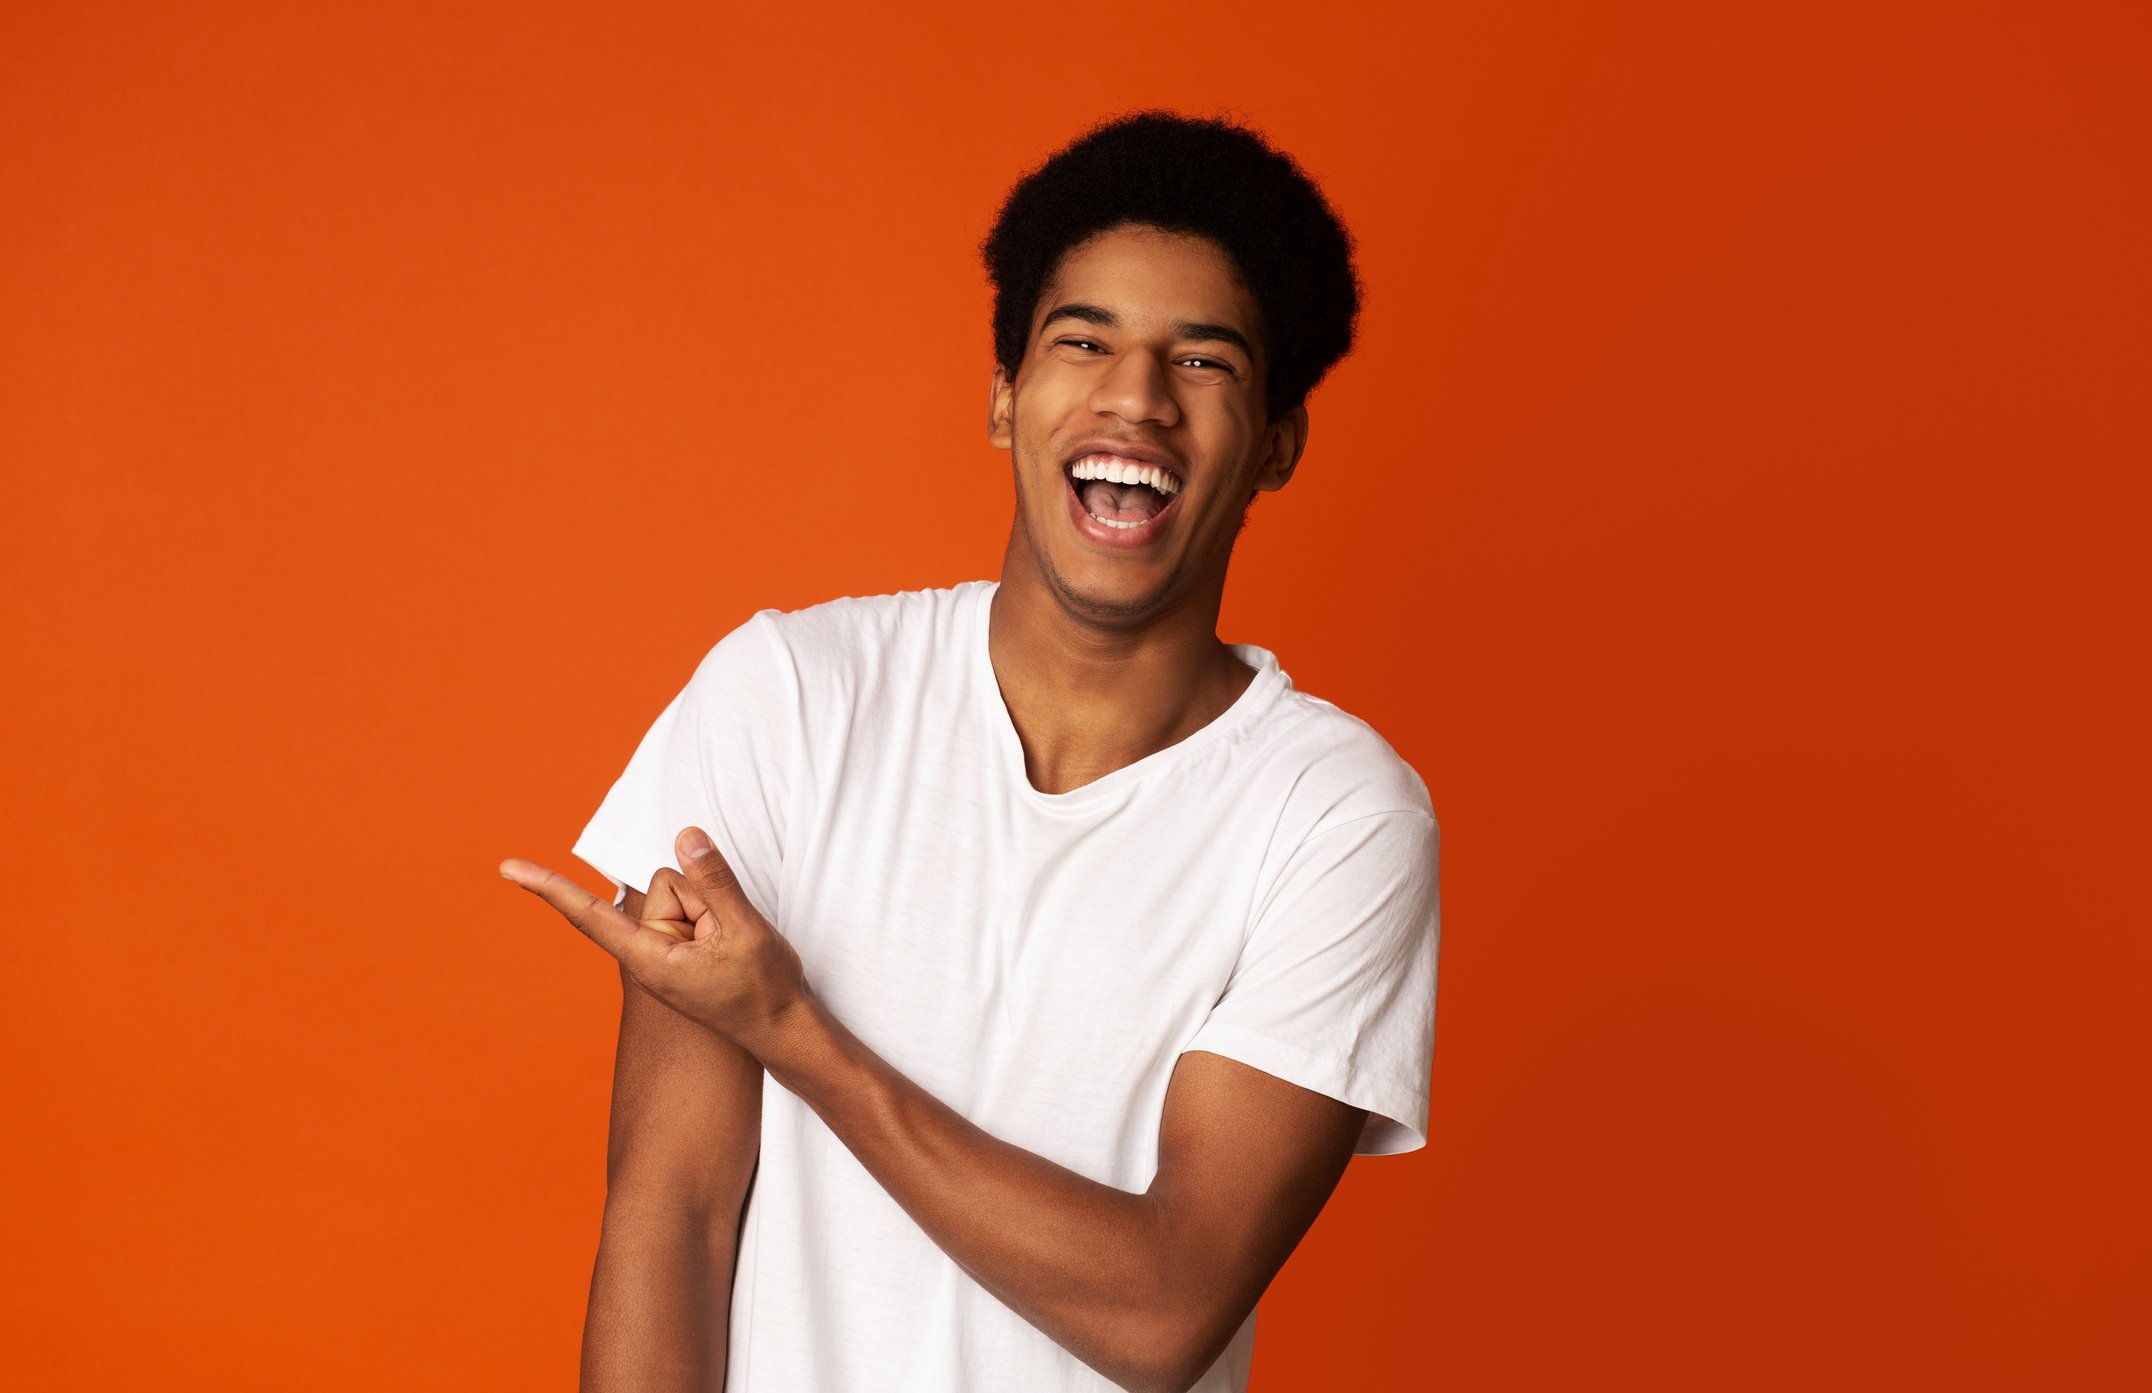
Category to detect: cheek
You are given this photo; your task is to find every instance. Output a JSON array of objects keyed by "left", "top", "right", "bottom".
[{"left": 1011, "top": 392, "right": 1076, "bottom": 466}]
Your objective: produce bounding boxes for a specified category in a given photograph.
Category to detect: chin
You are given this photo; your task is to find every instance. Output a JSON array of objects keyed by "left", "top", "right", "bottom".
[{"left": 1046, "top": 556, "right": 1180, "bottom": 627}]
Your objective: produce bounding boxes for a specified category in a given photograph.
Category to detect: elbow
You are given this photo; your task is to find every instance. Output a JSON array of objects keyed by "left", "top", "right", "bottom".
[
  {"left": 1115, "top": 1304, "right": 1243, "bottom": 1393},
  {"left": 1111, "top": 1199, "right": 1250, "bottom": 1393},
  {"left": 1127, "top": 1361, "right": 1203, "bottom": 1393},
  {"left": 1110, "top": 1352, "right": 1193, "bottom": 1393},
  {"left": 1157, "top": 1338, "right": 1235, "bottom": 1393},
  {"left": 1116, "top": 1353, "right": 1211, "bottom": 1393}
]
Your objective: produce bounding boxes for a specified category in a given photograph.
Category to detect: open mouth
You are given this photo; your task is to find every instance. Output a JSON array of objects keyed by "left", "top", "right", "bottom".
[{"left": 1065, "top": 454, "right": 1181, "bottom": 530}]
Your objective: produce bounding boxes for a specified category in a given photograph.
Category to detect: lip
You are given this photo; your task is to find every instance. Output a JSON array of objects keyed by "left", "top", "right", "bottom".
[{"left": 1064, "top": 463, "right": 1181, "bottom": 550}]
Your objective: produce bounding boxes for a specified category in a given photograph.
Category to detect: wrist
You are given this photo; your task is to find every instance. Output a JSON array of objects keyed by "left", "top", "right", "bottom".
[{"left": 736, "top": 986, "right": 830, "bottom": 1077}]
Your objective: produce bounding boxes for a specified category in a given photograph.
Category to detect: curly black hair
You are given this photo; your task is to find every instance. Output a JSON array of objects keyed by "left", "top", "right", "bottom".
[{"left": 981, "top": 110, "right": 1362, "bottom": 423}]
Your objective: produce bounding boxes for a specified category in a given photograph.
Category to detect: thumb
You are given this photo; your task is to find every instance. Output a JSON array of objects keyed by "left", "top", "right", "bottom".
[{"left": 677, "top": 826, "right": 756, "bottom": 926}]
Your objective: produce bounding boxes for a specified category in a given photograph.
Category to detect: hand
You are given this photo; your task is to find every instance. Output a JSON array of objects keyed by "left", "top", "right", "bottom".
[{"left": 500, "top": 827, "right": 811, "bottom": 1057}]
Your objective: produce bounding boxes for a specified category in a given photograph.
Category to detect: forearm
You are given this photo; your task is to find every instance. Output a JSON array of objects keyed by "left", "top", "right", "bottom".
[
  {"left": 750, "top": 995, "right": 1189, "bottom": 1393},
  {"left": 581, "top": 1192, "right": 736, "bottom": 1393}
]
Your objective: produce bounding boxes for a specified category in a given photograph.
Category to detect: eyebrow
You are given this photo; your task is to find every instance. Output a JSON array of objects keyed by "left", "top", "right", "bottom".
[{"left": 1037, "top": 303, "right": 1257, "bottom": 362}]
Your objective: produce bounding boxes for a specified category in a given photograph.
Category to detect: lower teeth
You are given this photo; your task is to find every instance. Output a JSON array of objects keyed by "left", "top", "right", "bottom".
[{"left": 1087, "top": 511, "right": 1147, "bottom": 530}]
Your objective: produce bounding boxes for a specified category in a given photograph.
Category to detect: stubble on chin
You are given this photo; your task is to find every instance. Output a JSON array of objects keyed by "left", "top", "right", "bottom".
[
  {"left": 1052, "top": 568, "right": 1175, "bottom": 628},
  {"left": 1011, "top": 458, "right": 1205, "bottom": 630}
]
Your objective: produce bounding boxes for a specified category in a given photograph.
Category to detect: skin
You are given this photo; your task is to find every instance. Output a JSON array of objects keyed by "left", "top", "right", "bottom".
[
  {"left": 986, "top": 222, "right": 1311, "bottom": 794},
  {"left": 505, "top": 223, "right": 1366, "bottom": 1393}
]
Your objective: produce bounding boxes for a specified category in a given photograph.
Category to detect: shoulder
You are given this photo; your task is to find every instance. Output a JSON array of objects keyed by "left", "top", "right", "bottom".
[
  {"left": 694, "top": 579, "right": 989, "bottom": 702},
  {"left": 1231, "top": 662, "right": 1438, "bottom": 837},
  {"left": 759, "top": 580, "right": 985, "bottom": 659}
]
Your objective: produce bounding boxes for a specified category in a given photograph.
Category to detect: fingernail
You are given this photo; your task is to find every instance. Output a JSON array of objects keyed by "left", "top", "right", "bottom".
[{"left": 681, "top": 828, "right": 714, "bottom": 860}]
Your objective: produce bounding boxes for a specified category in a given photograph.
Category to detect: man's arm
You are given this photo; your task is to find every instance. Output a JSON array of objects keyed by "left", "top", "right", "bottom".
[
  {"left": 508, "top": 838, "right": 1369, "bottom": 1393},
  {"left": 759, "top": 999, "right": 1365, "bottom": 1393},
  {"left": 581, "top": 883, "right": 763, "bottom": 1393}
]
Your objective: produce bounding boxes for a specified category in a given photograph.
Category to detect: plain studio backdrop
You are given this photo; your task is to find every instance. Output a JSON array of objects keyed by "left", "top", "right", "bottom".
[{"left": 1, "top": 2, "right": 2144, "bottom": 1388}]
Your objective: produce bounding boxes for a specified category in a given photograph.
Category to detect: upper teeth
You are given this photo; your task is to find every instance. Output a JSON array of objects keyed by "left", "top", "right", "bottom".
[{"left": 1070, "top": 455, "right": 1180, "bottom": 495}]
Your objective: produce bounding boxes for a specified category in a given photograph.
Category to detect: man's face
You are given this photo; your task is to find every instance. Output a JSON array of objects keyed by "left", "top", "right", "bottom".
[{"left": 988, "top": 222, "right": 1308, "bottom": 628}]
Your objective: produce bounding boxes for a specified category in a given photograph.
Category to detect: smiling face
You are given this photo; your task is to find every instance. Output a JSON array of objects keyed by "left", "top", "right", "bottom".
[{"left": 988, "top": 222, "right": 1309, "bottom": 629}]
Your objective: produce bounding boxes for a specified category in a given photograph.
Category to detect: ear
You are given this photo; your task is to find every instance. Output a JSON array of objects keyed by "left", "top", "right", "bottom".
[
  {"left": 1251, "top": 404, "right": 1310, "bottom": 493},
  {"left": 987, "top": 362, "right": 1015, "bottom": 451}
]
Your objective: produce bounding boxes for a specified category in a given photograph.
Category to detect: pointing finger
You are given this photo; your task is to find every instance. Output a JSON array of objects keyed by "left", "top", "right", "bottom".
[{"left": 500, "top": 858, "right": 666, "bottom": 964}]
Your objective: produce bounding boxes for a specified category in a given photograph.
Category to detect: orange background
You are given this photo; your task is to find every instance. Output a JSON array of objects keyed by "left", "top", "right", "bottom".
[{"left": 3, "top": 1, "right": 2146, "bottom": 1388}]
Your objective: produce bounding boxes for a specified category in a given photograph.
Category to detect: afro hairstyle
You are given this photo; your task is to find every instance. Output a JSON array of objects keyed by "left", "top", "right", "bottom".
[{"left": 980, "top": 109, "right": 1362, "bottom": 424}]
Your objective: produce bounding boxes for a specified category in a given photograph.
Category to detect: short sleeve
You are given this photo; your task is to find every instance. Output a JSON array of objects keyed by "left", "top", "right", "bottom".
[
  {"left": 1182, "top": 809, "right": 1441, "bottom": 1156},
  {"left": 570, "top": 613, "right": 793, "bottom": 922}
]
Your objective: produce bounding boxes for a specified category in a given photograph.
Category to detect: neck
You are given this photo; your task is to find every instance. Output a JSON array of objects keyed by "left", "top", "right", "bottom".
[{"left": 987, "top": 548, "right": 1255, "bottom": 796}]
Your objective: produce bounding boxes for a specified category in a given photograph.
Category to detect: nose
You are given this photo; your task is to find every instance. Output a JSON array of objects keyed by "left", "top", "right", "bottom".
[{"left": 1088, "top": 347, "right": 1180, "bottom": 428}]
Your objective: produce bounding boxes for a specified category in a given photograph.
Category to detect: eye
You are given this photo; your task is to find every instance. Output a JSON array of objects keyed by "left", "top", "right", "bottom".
[
  {"left": 1056, "top": 337, "right": 1106, "bottom": 352},
  {"left": 1179, "top": 356, "right": 1238, "bottom": 376}
]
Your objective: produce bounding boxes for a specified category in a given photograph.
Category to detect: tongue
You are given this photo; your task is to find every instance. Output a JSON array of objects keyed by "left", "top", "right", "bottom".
[{"left": 1079, "top": 479, "right": 1164, "bottom": 523}]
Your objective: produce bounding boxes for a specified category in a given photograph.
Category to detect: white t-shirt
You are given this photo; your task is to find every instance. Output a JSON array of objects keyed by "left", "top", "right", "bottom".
[{"left": 573, "top": 579, "right": 1440, "bottom": 1392}]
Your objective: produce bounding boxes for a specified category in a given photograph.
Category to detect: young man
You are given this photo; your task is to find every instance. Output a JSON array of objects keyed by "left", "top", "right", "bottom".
[{"left": 503, "top": 111, "right": 1441, "bottom": 1393}]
